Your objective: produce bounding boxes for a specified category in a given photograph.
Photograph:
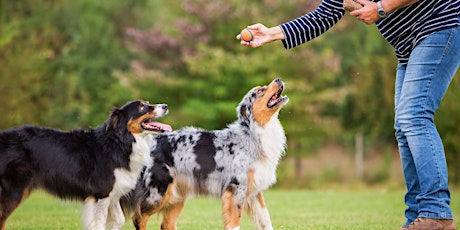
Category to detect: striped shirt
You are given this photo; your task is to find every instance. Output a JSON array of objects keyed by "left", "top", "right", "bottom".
[{"left": 280, "top": 0, "right": 460, "bottom": 64}]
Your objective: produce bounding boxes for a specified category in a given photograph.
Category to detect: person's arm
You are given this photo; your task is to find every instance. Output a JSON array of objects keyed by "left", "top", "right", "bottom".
[
  {"left": 237, "top": 0, "right": 345, "bottom": 48},
  {"left": 280, "top": 0, "right": 345, "bottom": 49},
  {"left": 350, "top": 0, "right": 419, "bottom": 24}
]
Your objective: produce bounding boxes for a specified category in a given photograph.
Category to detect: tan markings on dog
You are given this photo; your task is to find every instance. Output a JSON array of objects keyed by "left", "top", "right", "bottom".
[
  {"left": 253, "top": 81, "right": 281, "bottom": 127},
  {"left": 135, "top": 213, "right": 149, "bottom": 230},
  {"left": 136, "top": 182, "right": 178, "bottom": 230},
  {"left": 0, "top": 186, "right": 31, "bottom": 230},
  {"left": 244, "top": 192, "right": 267, "bottom": 224},
  {"left": 222, "top": 189, "right": 245, "bottom": 230},
  {"left": 247, "top": 169, "right": 255, "bottom": 195},
  {"left": 160, "top": 201, "right": 185, "bottom": 230},
  {"left": 256, "top": 192, "right": 266, "bottom": 209},
  {"left": 16, "top": 187, "right": 31, "bottom": 214},
  {"left": 127, "top": 113, "right": 151, "bottom": 134},
  {"left": 21, "top": 187, "right": 31, "bottom": 204}
]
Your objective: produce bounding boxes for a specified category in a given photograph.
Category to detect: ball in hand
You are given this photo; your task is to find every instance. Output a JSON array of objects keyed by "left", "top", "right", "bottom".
[{"left": 240, "top": 28, "right": 254, "bottom": 42}]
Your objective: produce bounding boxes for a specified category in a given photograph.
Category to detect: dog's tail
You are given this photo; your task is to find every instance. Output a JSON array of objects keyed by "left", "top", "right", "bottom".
[
  {"left": 120, "top": 191, "right": 136, "bottom": 217},
  {"left": 120, "top": 185, "right": 149, "bottom": 219}
]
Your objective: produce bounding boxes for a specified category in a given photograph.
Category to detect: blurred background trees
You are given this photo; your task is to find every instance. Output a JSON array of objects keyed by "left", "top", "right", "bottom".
[{"left": 1, "top": 0, "right": 459, "bottom": 187}]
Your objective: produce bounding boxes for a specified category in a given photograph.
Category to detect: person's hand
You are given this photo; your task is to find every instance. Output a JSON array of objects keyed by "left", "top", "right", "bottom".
[
  {"left": 350, "top": 0, "right": 380, "bottom": 24},
  {"left": 236, "top": 23, "right": 284, "bottom": 48}
]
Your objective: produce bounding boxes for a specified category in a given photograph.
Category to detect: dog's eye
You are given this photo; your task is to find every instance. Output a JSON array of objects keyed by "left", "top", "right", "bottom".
[{"left": 257, "top": 88, "right": 266, "bottom": 94}]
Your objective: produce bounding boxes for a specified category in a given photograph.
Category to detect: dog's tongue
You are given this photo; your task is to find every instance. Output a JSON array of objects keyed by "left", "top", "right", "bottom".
[{"left": 149, "top": 122, "right": 172, "bottom": 132}]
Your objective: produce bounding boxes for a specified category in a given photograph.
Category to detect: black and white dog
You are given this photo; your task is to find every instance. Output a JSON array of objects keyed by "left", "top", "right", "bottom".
[
  {"left": 123, "top": 78, "right": 289, "bottom": 230},
  {"left": 0, "top": 100, "right": 171, "bottom": 230}
]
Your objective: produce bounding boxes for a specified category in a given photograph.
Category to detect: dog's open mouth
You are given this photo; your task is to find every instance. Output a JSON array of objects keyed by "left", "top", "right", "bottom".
[
  {"left": 267, "top": 85, "right": 287, "bottom": 108},
  {"left": 141, "top": 119, "right": 172, "bottom": 132}
]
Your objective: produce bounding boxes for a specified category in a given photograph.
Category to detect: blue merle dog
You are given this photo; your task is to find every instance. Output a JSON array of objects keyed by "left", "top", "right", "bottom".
[{"left": 122, "top": 78, "right": 289, "bottom": 230}]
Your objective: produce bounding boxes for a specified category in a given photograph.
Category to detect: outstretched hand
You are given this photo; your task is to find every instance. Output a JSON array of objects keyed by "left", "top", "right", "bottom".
[{"left": 236, "top": 23, "right": 282, "bottom": 48}]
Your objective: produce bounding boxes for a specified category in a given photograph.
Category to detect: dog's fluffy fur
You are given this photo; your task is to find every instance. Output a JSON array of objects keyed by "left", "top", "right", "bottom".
[
  {"left": 123, "top": 78, "right": 289, "bottom": 230},
  {"left": 0, "top": 100, "right": 169, "bottom": 230}
]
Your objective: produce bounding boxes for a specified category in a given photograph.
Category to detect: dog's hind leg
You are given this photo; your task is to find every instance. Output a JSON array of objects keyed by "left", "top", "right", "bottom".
[
  {"left": 246, "top": 192, "right": 273, "bottom": 230},
  {"left": 132, "top": 195, "right": 164, "bottom": 230},
  {"left": 132, "top": 211, "right": 150, "bottom": 230},
  {"left": 222, "top": 186, "right": 247, "bottom": 230},
  {"left": 0, "top": 190, "right": 29, "bottom": 230},
  {"left": 133, "top": 195, "right": 182, "bottom": 230},
  {"left": 0, "top": 182, "right": 31, "bottom": 230},
  {"left": 160, "top": 201, "right": 185, "bottom": 230}
]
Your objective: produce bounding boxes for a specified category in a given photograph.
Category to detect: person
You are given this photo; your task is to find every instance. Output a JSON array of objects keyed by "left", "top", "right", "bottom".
[{"left": 236, "top": 0, "right": 460, "bottom": 229}]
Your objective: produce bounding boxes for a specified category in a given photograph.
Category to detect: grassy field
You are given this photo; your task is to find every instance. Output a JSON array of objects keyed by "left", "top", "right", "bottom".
[{"left": 6, "top": 189, "right": 460, "bottom": 230}]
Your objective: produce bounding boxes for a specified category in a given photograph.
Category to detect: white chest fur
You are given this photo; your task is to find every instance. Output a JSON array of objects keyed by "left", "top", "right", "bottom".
[
  {"left": 110, "top": 134, "right": 152, "bottom": 200},
  {"left": 253, "top": 116, "right": 286, "bottom": 191},
  {"left": 82, "top": 135, "right": 153, "bottom": 230}
]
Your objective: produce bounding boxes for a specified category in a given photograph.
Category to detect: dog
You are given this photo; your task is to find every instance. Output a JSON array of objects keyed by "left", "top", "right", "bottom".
[
  {"left": 122, "top": 78, "right": 289, "bottom": 230},
  {"left": 0, "top": 100, "right": 171, "bottom": 230}
]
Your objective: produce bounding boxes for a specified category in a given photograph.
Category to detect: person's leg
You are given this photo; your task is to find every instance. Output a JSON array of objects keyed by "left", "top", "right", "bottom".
[
  {"left": 394, "top": 64, "right": 420, "bottom": 227},
  {"left": 395, "top": 25, "right": 459, "bottom": 224}
]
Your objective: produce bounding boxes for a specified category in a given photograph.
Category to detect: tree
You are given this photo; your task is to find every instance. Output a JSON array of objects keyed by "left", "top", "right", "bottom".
[{"left": 0, "top": 0, "right": 143, "bottom": 129}]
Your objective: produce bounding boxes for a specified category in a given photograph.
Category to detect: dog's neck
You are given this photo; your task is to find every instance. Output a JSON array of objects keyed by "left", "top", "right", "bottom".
[{"left": 255, "top": 114, "right": 286, "bottom": 164}]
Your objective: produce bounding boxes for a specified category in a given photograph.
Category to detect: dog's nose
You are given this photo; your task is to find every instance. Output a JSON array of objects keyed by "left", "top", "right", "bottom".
[
  {"left": 161, "top": 104, "right": 168, "bottom": 111},
  {"left": 274, "top": 78, "right": 281, "bottom": 83}
]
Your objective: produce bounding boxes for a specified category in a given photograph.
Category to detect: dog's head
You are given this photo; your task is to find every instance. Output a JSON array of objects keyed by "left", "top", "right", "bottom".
[
  {"left": 237, "top": 78, "right": 289, "bottom": 127},
  {"left": 107, "top": 100, "right": 171, "bottom": 135}
]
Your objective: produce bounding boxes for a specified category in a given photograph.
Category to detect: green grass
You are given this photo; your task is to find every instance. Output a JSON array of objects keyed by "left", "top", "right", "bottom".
[{"left": 6, "top": 189, "right": 460, "bottom": 229}]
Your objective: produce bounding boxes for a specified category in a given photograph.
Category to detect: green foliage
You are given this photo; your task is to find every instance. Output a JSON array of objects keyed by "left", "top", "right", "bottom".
[
  {"left": 0, "top": 0, "right": 139, "bottom": 129},
  {"left": 1, "top": 0, "right": 460, "bottom": 184}
]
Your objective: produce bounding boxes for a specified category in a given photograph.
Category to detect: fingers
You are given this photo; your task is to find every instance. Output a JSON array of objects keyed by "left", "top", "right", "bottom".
[
  {"left": 241, "top": 40, "right": 256, "bottom": 47},
  {"left": 349, "top": 0, "right": 370, "bottom": 15},
  {"left": 349, "top": 0, "right": 379, "bottom": 25},
  {"left": 236, "top": 23, "right": 270, "bottom": 48},
  {"left": 247, "top": 23, "right": 264, "bottom": 31},
  {"left": 349, "top": 9, "right": 360, "bottom": 16},
  {"left": 236, "top": 24, "right": 262, "bottom": 48},
  {"left": 354, "top": 0, "right": 366, "bottom": 5},
  {"left": 344, "top": 0, "right": 363, "bottom": 12}
]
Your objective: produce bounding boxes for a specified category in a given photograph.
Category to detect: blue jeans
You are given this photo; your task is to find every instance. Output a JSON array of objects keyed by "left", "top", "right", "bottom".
[{"left": 394, "top": 24, "right": 460, "bottom": 227}]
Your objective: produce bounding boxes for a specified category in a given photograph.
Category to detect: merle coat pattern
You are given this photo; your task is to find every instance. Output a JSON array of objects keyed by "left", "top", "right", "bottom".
[{"left": 123, "top": 78, "right": 289, "bottom": 230}]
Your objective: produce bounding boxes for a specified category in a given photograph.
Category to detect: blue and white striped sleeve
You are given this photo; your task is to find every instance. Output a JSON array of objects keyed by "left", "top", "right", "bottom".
[{"left": 280, "top": 0, "right": 345, "bottom": 49}]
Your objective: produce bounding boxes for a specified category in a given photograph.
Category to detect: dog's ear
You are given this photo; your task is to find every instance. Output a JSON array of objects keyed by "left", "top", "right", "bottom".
[
  {"left": 240, "top": 105, "right": 249, "bottom": 121},
  {"left": 106, "top": 107, "right": 121, "bottom": 131},
  {"left": 238, "top": 103, "right": 251, "bottom": 128}
]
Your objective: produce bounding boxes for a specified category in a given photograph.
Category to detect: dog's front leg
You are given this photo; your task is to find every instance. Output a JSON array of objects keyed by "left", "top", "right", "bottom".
[
  {"left": 222, "top": 185, "right": 247, "bottom": 230},
  {"left": 106, "top": 201, "right": 125, "bottom": 230},
  {"left": 82, "top": 197, "right": 110, "bottom": 230},
  {"left": 246, "top": 192, "right": 273, "bottom": 230}
]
